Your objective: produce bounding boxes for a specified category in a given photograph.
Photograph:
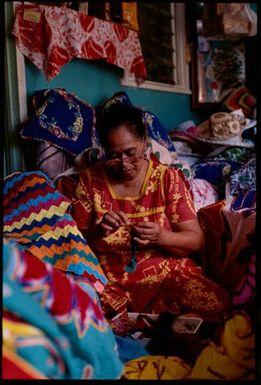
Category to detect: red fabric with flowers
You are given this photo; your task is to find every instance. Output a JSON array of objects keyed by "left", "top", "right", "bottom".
[{"left": 12, "top": 3, "right": 147, "bottom": 82}]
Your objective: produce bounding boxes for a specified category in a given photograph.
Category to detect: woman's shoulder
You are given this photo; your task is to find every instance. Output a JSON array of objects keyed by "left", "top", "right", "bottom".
[
  {"left": 80, "top": 160, "right": 105, "bottom": 176},
  {"left": 151, "top": 159, "right": 178, "bottom": 176},
  {"left": 151, "top": 160, "right": 189, "bottom": 186}
]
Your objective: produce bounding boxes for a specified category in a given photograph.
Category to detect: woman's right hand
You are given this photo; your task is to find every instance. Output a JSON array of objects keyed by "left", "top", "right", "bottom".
[{"left": 100, "top": 211, "right": 129, "bottom": 237}]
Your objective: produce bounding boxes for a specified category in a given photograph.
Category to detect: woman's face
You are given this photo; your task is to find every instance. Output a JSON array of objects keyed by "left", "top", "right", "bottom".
[{"left": 104, "top": 124, "right": 146, "bottom": 181}]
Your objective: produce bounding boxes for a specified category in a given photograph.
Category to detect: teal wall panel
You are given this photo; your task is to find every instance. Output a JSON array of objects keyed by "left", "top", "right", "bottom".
[{"left": 25, "top": 58, "right": 202, "bottom": 131}]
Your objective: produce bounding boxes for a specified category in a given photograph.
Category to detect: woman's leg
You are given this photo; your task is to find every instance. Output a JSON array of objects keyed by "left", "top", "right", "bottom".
[{"left": 144, "top": 257, "right": 231, "bottom": 321}]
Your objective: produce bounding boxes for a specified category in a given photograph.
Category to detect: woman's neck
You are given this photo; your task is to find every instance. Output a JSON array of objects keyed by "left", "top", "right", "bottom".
[{"left": 107, "top": 159, "right": 149, "bottom": 196}]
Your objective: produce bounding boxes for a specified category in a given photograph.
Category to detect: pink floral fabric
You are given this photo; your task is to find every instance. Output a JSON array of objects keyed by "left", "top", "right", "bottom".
[
  {"left": 12, "top": 3, "right": 147, "bottom": 82},
  {"left": 191, "top": 178, "right": 219, "bottom": 212}
]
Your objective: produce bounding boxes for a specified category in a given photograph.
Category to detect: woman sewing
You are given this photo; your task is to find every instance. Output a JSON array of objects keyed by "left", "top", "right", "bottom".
[{"left": 58, "top": 104, "right": 231, "bottom": 320}]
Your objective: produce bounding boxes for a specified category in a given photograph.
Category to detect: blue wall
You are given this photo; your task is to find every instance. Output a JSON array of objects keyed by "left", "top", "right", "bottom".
[
  {"left": 24, "top": 2, "right": 257, "bottom": 132},
  {"left": 25, "top": 58, "right": 202, "bottom": 132}
]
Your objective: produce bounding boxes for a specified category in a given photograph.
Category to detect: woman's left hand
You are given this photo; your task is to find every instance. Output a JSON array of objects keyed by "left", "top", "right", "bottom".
[{"left": 131, "top": 221, "right": 163, "bottom": 246}]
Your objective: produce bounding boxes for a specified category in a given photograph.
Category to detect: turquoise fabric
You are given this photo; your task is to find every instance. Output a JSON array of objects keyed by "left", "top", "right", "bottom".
[{"left": 3, "top": 240, "right": 123, "bottom": 379}]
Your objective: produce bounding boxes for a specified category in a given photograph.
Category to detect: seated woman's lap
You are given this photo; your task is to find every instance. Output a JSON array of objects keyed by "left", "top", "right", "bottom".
[{"left": 99, "top": 255, "right": 231, "bottom": 320}]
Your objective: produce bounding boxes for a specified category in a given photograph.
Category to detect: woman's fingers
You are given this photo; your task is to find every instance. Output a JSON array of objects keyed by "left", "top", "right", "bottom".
[
  {"left": 133, "top": 236, "right": 150, "bottom": 245},
  {"left": 104, "top": 211, "right": 120, "bottom": 226},
  {"left": 117, "top": 211, "right": 129, "bottom": 225},
  {"left": 132, "top": 222, "right": 156, "bottom": 235},
  {"left": 132, "top": 222, "right": 162, "bottom": 245},
  {"left": 100, "top": 222, "right": 114, "bottom": 231},
  {"left": 102, "top": 211, "right": 129, "bottom": 229}
]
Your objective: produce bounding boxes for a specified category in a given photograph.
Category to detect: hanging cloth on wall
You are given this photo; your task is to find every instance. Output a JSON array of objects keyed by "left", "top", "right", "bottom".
[{"left": 12, "top": 3, "right": 147, "bottom": 83}]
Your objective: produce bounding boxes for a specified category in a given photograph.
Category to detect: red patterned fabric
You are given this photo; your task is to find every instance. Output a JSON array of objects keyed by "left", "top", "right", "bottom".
[
  {"left": 59, "top": 160, "right": 231, "bottom": 320},
  {"left": 198, "top": 200, "right": 255, "bottom": 297},
  {"left": 12, "top": 3, "right": 147, "bottom": 82}
]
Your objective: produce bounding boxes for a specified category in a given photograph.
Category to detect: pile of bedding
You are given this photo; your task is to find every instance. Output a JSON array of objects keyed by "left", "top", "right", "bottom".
[{"left": 7, "top": 89, "right": 255, "bottom": 380}]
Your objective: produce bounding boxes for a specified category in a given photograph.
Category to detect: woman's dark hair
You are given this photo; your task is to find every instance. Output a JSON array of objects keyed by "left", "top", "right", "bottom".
[{"left": 96, "top": 103, "right": 147, "bottom": 148}]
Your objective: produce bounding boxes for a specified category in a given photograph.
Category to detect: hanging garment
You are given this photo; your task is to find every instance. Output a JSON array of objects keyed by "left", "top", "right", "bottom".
[{"left": 12, "top": 3, "right": 147, "bottom": 82}]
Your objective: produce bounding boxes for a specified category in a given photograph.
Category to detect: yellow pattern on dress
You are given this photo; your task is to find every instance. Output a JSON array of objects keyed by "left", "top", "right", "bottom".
[
  {"left": 159, "top": 260, "right": 171, "bottom": 276},
  {"left": 139, "top": 274, "right": 162, "bottom": 285},
  {"left": 76, "top": 181, "right": 92, "bottom": 213},
  {"left": 171, "top": 213, "right": 180, "bottom": 223},
  {"left": 184, "top": 188, "right": 196, "bottom": 215},
  {"left": 105, "top": 227, "right": 130, "bottom": 246},
  {"left": 182, "top": 279, "right": 221, "bottom": 312}
]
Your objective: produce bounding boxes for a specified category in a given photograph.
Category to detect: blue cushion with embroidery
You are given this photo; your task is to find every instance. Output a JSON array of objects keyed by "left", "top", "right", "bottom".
[
  {"left": 20, "top": 88, "right": 96, "bottom": 156},
  {"left": 228, "top": 157, "right": 256, "bottom": 196},
  {"left": 192, "top": 159, "right": 241, "bottom": 187},
  {"left": 143, "top": 111, "right": 176, "bottom": 152},
  {"left": 96, "top": 91, "right": 175, "bottom": 152},
  {"left": 96, "top": 91, "right": 133, "bottom": 114}
]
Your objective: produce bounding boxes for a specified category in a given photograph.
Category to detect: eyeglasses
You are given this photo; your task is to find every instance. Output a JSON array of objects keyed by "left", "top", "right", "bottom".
[{"left": 105, "top": 142, "right": 144, "bottom": 166}]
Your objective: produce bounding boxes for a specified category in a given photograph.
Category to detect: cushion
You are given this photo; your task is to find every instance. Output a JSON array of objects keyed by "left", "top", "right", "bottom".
[
  {"left": 228, "top": 157, "right": 256, "bottom": 196},
  {"left": 3, "top": 171, "right": 107, "bottom": 292},
  {"left": 213, "top": 146, "right": 254, "bottom": 163},
  {"left": 170, "top": 120, "right": 200, "bottom": 142},
  {"left": 35, "top": 141, "right": 74, "bottom": 180},
  {"left": 171, "top": 159, "right": 195, "bottom": 181},
  {"left": 192, "top": 159, "right": 241, "bottom": 188},
  {"left": 229, "top": 190, "right": 256, "bottom": 211},
  {"left": 232, "top": 253, "right": 255, "bottom": 306},
  {"left": 143, "top": 111, "right": 176, "bottom": 153},
  {"left": 191, "top": 178, "right": 219, "bottom": 212},
  {"left": 190, "top": 311, "right": 255, "bottom": 380},
  {"left": 198, "top": 200, "right": 256, "bottom": 293},
  {"left": 123, "top": 355, "right": 191, "bottom": 380},
  {"left": 145, "top": 138, "right": 174, "bottom": 165},
  {"left": 20, "top": 88, "right": 97, "bottom": 156},
  {"left": 96, "top": 91, "right": 133, "bottom": 113},
  {"left": 223, "top": 85, "right": 256, "bottom": 118}
]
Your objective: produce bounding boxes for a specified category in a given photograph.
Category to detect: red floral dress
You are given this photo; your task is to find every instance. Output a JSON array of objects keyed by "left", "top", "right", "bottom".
[{"left": 59, "top": 160, "right": 230, "bottom": 319}]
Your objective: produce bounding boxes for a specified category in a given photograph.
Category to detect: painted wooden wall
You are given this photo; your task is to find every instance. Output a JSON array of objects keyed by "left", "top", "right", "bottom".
[{"left": 25, "top": 59, "right": 202, "bottom": 132}]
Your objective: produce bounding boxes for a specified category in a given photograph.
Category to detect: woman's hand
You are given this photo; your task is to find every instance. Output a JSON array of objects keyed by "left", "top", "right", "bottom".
[
  {"left": 100, "top": 210, "right": 129, "bottom": 237},
  {"left": 131, "top": 221, "right": 163, "bottom": 246}
]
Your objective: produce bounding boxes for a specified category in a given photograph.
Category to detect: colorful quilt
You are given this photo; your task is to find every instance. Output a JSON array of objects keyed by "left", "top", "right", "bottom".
[
  {"left": 3, "top": 171, "right": 107, "bottom": 292},
  {"left": 3, "top": 239, "right": 123, "bottom": 379}
]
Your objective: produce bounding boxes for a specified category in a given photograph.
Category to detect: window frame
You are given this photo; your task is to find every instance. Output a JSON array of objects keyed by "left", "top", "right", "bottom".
[{"left": 120, "top": 3, "right": 191, "bottom": 94}]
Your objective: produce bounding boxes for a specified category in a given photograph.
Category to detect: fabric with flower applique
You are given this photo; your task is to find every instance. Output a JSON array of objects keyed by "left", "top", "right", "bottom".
[{"left": 20, "top": 88, "right": 96, "bottom": 157}]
